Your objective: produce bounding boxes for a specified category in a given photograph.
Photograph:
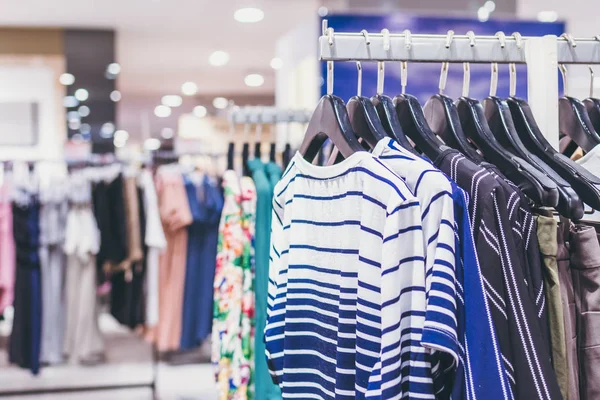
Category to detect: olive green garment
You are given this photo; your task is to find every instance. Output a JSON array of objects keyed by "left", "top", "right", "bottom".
[
  {"left": 536, "top": 215, "right": 568, "bottom": 400},
  {"left": 248, "top": 159, "right": 282, "bottom": 399}
]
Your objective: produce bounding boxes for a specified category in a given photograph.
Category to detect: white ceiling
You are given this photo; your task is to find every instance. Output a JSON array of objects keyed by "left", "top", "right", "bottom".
[{"left": 0, "top": 0, "right": 319, "bottom": 97}]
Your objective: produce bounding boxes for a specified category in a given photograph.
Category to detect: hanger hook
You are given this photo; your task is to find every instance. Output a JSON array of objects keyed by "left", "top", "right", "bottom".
[
  {"left": 255, "top": 108, "right": 263, "bottom": 141},
  {"left": 495, "top": 31, "right": 506, "bottom": 48},
  {"left": 381, "top": 28, "right": 390, "bottom": 52},
  {"left": 403, "top": 29, "right": 412, "bottom": 49},
  {"left": 445, "top": 30, "right": 454, "bottom": 49},
  {"left": 360, "top": 29, "right": 371, "bottom": 45},
  {"left": 326, "top": 60, "right": 334, "bottom": 95},
  {"left": 561, "top": 33, "right": 577, "bottom": 48},
  {"left": 590, "top": 66, "right": 595, "bottom": 98},
  {"left": 490, "top": 62, "right": 498, "bottom": 96},
  {"left": 439, "top": 62, "right": 449, "bottom": 94},
  {"left": 462, "top": 62, "right": 470, "bottom": 97},
  {"left": 377, "top": 61, "right": 385, "bottom": 95},
  {"left": 512, "top": 32, "right": 523, "bottom": 49},
  {"left": 327, "top": 27, "right": 334, "bottom": 46},
  {"left": 466, "top": 30, "right": 476, "bottom": 47},
  {"left": 356, "top": 61, "right": 362, "bottom": 97},
  {"left": 400, "top": 61, "right": 408, "bottom": 95},
  {"left": 559, "top": 64, "right": 569, "bottom": 96},
  {"left": 509, "top": 63, "right": 517, "bottom": 97},
  {"left": 595, "top": 34, "right": 600, "bottom": 42}
]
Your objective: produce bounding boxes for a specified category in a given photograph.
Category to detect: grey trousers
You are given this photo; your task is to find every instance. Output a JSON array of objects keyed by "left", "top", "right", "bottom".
[
  {"left": 63, "top": 253, "right": 104, "bottom": 363},
  {"left": 39, "top": 245, "right": 65, "bottom": 364}
]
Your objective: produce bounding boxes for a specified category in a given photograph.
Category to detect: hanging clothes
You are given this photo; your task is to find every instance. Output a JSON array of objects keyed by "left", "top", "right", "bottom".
[
  {"left": 180, "top": 174, "right": 223, "bottom": 350},
  {"left": 0, "top": 179, "right": 14, "bottom": 315},
  {"left": 138, "top": 169, "right": 166, "bottom": 328},
  {"left": 63, "top": 172, "right": 104, "bottom": 364},
  {"left": 147, "top": 169, "right": 192, "bottom": 352},
  {"left": 38, "top": 180, "right": 68, "bottom": 365},
  {"left": 247, "top": 159, "right": 282, "bottom": 400},
  {"left": 9, "top": 189, "right": 42, "bottom": 375}
]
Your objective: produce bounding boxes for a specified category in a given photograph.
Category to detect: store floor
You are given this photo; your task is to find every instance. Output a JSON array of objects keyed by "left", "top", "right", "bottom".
[{"left": 0, "top": 313, "right": 218, "bottom": 400}]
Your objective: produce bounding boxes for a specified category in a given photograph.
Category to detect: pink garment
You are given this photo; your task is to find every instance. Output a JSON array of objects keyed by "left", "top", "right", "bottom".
[
  {"left": 0, "top": 183, "right": 14, "bottom": 314},
  {"left": 146, "top": 171, "right": 192, "bottom": 352}
]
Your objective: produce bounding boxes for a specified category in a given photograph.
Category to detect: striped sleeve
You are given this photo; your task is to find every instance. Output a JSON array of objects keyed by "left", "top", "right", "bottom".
[{"left": 372, "top": 197, "right": 428, "bottom": 400}]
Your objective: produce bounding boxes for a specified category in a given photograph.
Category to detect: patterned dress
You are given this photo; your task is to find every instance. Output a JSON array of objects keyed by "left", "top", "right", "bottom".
[{"left": 212, "top": 171, "right": 257, "bottom": 400}]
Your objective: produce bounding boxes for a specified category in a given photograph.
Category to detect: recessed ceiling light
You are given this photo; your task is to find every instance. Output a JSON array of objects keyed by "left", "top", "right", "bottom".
[
  {"left": 100, "top": 122, "right": 116, "bottom": 138},
  {"left": 244, "top": 73, "right": 264, "bottom": 87},
  {"left": 477, "top": 6, "right": 489, "bottom": 22},
  {"left": 74, "top": 88, "right": 89, "bottom": 101},
  {"left": 107, "top": 63, "right": 121, "bottom": 75},
  {"left": 317, "top": 6, "right": 328, "bottom": 17},
  {"left": 154, "top": 105, "right": 172, "bottom": 118},
  {"left": 63, "top": 96, "right": 79, "bottom": 108},
  {"left": 193, "top": 105, "right": 207, "bottom": 118},
  {"left": 212, "top": 97, "right": 229, "bottom": 109},
  {"left": 68, "top": 119, "right": 81, "bottom": 131},
  {"left": 162, "top": 95, "right": 183, "bottom": 107},
  {"left": 114, "top": 137, "right": 126, "bottom": 148},
  {"left": 537, "top": 10, "right": 558, "bottom": 22},
  {"left": 182, "top": 82, "right": 198, "bottom": 96},
  {"left": 78, "top": 105, "right": 90, "bottom": 117},
  {"left": 114, "top": 129, "right": 129, "bottom": 142},
  {"left": 161, "top": 127, "right": 175, "bottom": 139},
  {"left": 110, "top": 90, "right": 122, "bottom": 102},
  {"left": 209, "top": 51, "right": 230, "bottom": 66},
  {"left": 270, "top": 57, "right": 283, "bottom": 70},
  {"left": 144, "top": 138, "right": 161, "bottom": 151},
  {"left": 59, "top": 73, "right": 75, "bottom": 86},
  {"left": 80, "top": 123, "right": 91, "bottom": 134},
  {"left": 234, "top": 7, "right": 264, "bottom": 23},
  {"left": 483, "top": 0, "right": 496, "bottom": 12}
]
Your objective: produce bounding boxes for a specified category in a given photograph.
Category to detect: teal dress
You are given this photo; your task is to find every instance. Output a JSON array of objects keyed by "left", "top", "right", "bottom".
[{"left": 248, "top": 159, "right": 282, "bottom": 399}]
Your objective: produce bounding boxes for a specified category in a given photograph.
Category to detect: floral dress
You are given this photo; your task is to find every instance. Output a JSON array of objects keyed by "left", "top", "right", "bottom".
[{"left": 212, "top": 171, "right": 257, "bottom": 400}]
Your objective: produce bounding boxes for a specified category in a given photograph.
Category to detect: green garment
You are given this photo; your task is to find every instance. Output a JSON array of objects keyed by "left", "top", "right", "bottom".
[{"left": 248, "top": 159, "right": 282, "bottom": 400}]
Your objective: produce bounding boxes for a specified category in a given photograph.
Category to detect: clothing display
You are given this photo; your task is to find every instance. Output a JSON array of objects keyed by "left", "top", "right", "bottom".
[{"left": 0, "top": 180, "right": 14, "bottom": 315}]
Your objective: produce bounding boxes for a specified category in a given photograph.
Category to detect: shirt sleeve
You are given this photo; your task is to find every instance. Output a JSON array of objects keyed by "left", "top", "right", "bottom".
[
  {"left": 264, "top": 195, "right": 286, "bottom": 385},
  {"left": 370, "top": 197, "right": 430, "bottom": 400}
]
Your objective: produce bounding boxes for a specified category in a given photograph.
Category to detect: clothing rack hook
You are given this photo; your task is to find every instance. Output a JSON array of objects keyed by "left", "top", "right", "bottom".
[
  {"left": 466, "top": 30, "right": 476, "bottom": 47},
  {"left": 400, "top": 61, "right": 408, "bottom": 95},
  {"left": 439, "top": 61, "right": 449, "bottom": 94},
  {"left": 509, "top": 62, "right": 517, "bottom": 97},
  {"left": 589, "top": 65, "right": 595, "bottom": 98},
  {"left": 356, "top": 61, "right": 362, "bottom": 97},
  {"left": 381, "top": 28, "right": 390, "bottom": 52},
  {"left": 462, "top": 62, "right": 470, "bottom": 97},
  {"left": 595, "top": 34, "right": 600, "bottom": 42},
  {"left": 403, "top": 29, "right": 412, "bottom": 50},
  {"left": 445, "top": 30, "right": 454, "bottom": 49},
  {"left": 327, "top": 60, "right": 334, "bottom": 95},
  {"left": 377, "top": 61, "right": 385, "bottom": 95},
  {"left": 561, "top": 33, "right": 577, "bottom": 48},
  {"left": 255, "top": 108, "right": 263, "bottom": 141},
  {"left": 559, "top": 64, "right": 569, "bottom": 96},
  {"left": 490, "top": 62, "right": 499, "bottom": 96},
  {"left": 360, "top": 29, "right": 371, "bottom": 45},
  {"left": 327, "top": 27, "right": 334, "bottom": 46},
  {"left": 321, "top": 19, "right": 328, "bottom": 37},
  {"left": 512, "top": 32, "right": 523, "bottom": 49},
  {"left": 495, "top": 31, "right": 506, "bottom": 48}
]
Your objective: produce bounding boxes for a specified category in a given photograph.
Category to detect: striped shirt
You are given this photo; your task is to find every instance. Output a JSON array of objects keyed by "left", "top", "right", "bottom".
[
  {"left": 265, "top": 151, "right": 427, "bottom": 399},
  {"left": 434, "top": 149, "right": 561, "bottom": 400}
]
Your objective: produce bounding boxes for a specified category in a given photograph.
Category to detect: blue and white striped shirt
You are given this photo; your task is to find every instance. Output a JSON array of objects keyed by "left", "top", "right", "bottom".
[{"left": 265, "top": 151, "right": 427, "bottom": 399}]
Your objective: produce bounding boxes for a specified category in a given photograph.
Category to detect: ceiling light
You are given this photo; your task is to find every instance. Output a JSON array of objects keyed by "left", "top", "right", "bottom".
[
  {"left": 154, "top": 105, "right": 172, "bottom": 118},
  {"left": 59, "top": 73, "right": 75, "bottom": 86},
  {"left": 161, "top": 127, "right": 174, "bottom": 139},
  {"left": 114, "top": 129, "right": 129, "bottom": 142},
  {"left": 270, "top": 57, "right": 283, "bottom": 70},
  {"left": 114, "top": 137, "right": 127, "bottom": 148},
  {"left": 234, "top": 7, "right": 264, "bottom": 23},
  {"left": 67, "top": 111, "right": 80, "bottom": 122},
  {"left": 74, "top": 88, "right": 89, "bottom": 101},
  {"left": 244, "top": 73, "right": 264, "bottom": 87},
  {"left": 80, "top": 123, "right": 91, "bottom": 134},
  {"left": 78, "top": 105, "right": 90, "bottom": 117},
  {"left": 181, "top": 81, "right": 198, "bottom": 96},
  {"left": 317, "top": 6, "right": 328, "bottom": 17},
  {"left": 162, "top": 95, "right": 183, "bottom": 107},
  {"left": 107, "top": 63, "right": 121, "bottom": 75},
  {"left": 68, "top": 119, "right": 81, "bottom": 131},
  {"left": 100, "top": 122, "right": 116, "bottom": 138},
  {"left": 212, "top": 97, "right": 229, "bottom": 109},
  {"left": 209, "top": 51, "right": 230, "bottom": 66},
  {"left": 110, "top": 90, "right": 122, "bottom": 102},
  {"left": 193, "top": 105, "right": 207, "bottom": 118},
  {"left": 477, "top": 6, "right": 490, "bottom": 22},
  {"left": 63, "top": 96, "right": 79, "bottom": 108},
  {"left": 71, "top": 133, "right": 83, "bottom": 143},
  {"left": 483, "top": 0, "right": 496, "bottom": 12},
  {"left": 144, "top": 138, "right": 161, "bottom": 151},
  {"left": 537, "top": 10, "right": 558, "bottom": 22}
]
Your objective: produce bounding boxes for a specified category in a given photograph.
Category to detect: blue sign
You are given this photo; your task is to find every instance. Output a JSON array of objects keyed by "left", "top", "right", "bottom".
[{"left": 321, "top": 15, "right": 565, "bottom": 103}]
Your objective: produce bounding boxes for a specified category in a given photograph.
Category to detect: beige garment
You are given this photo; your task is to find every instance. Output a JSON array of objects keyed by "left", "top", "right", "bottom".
[{"left": 146, "top": 171, "right": 192, "bottom": 352}]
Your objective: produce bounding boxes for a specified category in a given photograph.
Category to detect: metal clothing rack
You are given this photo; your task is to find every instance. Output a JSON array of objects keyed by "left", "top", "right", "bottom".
[
  {"left": 228, "top": 106, "right": 311, "bottom": 125},
  {"left": 318, "top": 20, "right": 600, "bottom": 150}
]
